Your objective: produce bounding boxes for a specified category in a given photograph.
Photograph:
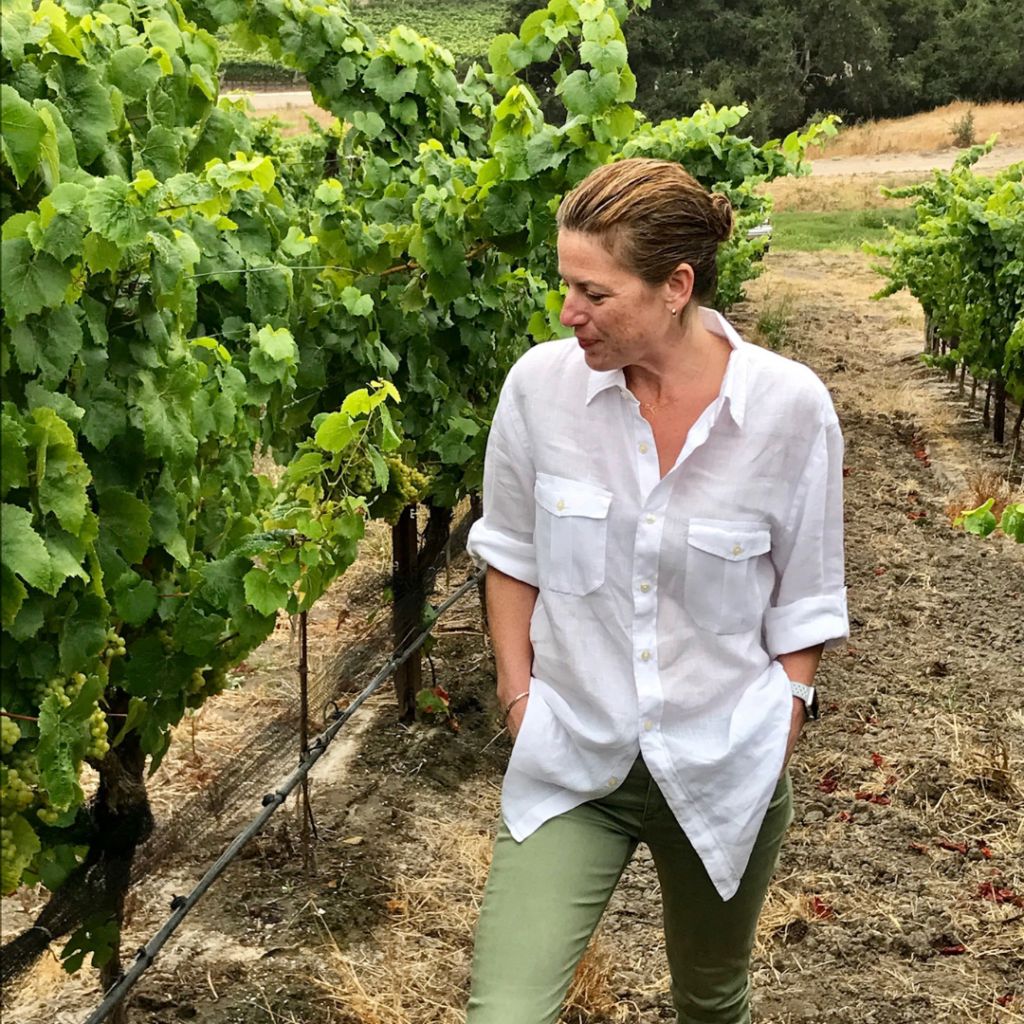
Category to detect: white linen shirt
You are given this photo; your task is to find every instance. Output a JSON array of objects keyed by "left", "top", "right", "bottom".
[{"left": 467, "top": 307, "right": 848, "bottom": 900}]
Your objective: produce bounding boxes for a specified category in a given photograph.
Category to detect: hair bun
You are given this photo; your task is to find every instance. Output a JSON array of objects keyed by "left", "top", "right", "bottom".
[{"left": 710, "top": 192, "right": 734, "bottom": 242}]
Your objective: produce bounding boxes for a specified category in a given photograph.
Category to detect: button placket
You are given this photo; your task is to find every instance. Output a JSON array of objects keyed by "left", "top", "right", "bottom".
[{"left": 632, "top": 501, "right": 664, "bottom": 725}]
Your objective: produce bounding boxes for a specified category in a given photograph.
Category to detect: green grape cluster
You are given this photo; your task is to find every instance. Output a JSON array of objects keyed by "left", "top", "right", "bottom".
[
  {"left": 0, "top": 765, "right": 34, "bottom": 814},
  {"left": 185, "top": 665, "right": 229, "bottom": 708},
  {"left": 86, "top": 707, "right": 109, "bottom": 760},
  {"left": 368, "top": 455, "right": 434, "bottom": 524},
  {"left": 387, "top": 455, "right": 431, "bottom": 504},
  {"left": 9, "top": 749, "right": 38, "bottom": 791},
  {"left": 347, "top": 459, "right": 376, "bottom": 497},
  {"left": 33, "top": 676, "right": 72, "bottom": 710},
  {"left": 1, "top": 817, "right": 20, "bottom": 893},
  {"left": 105, "top": 628, "right": 127, "bottom": 659},
  {"left": 0, "top": 716, "right": 19, "bottom": 756}
]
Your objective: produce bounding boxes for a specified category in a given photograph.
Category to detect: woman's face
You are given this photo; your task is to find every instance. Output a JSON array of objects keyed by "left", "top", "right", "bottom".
[{"left": 556, "top": 229, "right": 679, "bottom": 372}]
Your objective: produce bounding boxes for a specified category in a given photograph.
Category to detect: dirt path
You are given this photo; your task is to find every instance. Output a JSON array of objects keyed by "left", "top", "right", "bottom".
[
  {"left": 3, "top": 253, "right": 1022, "bottom": 1024},
  {"left": 807, "top": 145, "right": 1024, "bottom": 177}
]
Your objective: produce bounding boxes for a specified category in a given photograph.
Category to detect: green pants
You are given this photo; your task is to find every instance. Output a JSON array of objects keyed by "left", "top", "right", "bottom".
[{"left": 467, "top": 757, "right": 793, "bottom": 1024}]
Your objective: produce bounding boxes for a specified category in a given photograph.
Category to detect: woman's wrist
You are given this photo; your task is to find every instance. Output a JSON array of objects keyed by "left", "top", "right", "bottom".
[{"left": 500, "top": 690, "right": 530, "bottom": 727}]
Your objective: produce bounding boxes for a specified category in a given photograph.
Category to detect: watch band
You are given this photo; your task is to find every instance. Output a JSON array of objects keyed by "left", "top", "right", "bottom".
[{"left": 790, "top": 681, "right": 820, "bottom": 721}]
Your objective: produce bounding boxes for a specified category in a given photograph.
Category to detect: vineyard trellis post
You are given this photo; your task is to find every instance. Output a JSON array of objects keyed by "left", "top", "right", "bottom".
[
  {"left": 391, "top": 506, "right": 422, "bottom": 720},
  {"left": 298, "top": 610, "right": 316, "bottom": 873}
]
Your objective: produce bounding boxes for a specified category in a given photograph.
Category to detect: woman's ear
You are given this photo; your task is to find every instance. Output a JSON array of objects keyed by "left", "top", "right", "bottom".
[{"left": 665, "top": 261, "right": 695, "bottom": 312}]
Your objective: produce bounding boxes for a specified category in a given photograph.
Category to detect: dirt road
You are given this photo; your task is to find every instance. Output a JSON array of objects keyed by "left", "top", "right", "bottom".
[{"left": 808, "top": 145, "right": 1024, "bottom": 176}]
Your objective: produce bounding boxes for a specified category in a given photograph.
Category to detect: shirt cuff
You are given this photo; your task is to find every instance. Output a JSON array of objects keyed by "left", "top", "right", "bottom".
[
  {"left": 466, "top": 519, "right": 539, "bottom": 587},
  {"left": 763, "top": 589, "right": 849, "bottom": 657}
]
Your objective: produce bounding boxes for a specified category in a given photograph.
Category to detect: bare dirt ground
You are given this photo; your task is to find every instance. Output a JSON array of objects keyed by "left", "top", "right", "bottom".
[
  {"left": 4, "top": 248, "right": 1022, "bottom": 1023},
  {"left": 806, "top": 144, "right": 1024, "bottom": 178}
]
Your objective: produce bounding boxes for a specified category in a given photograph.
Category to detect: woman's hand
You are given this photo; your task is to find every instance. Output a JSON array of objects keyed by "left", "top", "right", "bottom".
[{"left": 781, "top": 697, "right": 806, "bottom": 774}]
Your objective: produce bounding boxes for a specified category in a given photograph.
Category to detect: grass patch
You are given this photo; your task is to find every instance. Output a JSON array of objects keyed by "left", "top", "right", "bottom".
[
  {"left": 219, "top": 0, "right": 517, "bottom": 77},
  {"left": 771, "top": 208, "right": 917, "bottom": 251},
  {"left": 354, "top": 0, "right": 517, "bottom": 60},
  {"left": 753, "top": 291, "right": 797, "bottom": 350}
]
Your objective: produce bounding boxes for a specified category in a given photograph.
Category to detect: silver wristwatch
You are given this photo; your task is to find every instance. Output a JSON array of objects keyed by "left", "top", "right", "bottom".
[{"left": 790, "top": 681, "right": 820, "bottom": 721}]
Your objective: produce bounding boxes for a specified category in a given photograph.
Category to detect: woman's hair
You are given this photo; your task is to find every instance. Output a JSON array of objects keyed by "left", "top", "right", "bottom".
[{"left": 556, "top": 157, "right": 734, "bottom": 303}]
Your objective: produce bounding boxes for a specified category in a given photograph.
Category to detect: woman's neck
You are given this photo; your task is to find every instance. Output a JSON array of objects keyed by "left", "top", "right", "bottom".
[{"left": 625, "top": 313, "right": 729, "bottom": 403}]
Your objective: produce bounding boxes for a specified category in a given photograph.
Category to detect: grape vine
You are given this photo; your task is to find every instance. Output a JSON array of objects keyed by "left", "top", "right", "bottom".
[{"left": 871, "top": 144, "right": 1024, "bottom": 445}]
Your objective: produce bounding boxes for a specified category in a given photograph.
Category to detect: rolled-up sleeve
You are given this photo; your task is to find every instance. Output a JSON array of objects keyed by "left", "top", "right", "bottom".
[
  {"left": 466, "top": 380, "right": 538, "bottom": 586},
  {"left": 764, "top": 410, "right": 848, "bottom": 656}
]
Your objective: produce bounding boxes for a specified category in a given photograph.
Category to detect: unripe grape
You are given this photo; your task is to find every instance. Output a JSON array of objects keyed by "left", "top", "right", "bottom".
[{"left": 0, "top": 716, "right": 19, "bottom": 756}]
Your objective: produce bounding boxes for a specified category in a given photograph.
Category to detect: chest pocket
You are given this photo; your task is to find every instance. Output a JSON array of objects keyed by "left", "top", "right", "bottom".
[
  {"left": 684, "top": 518, "right": 772, "bottom": 634},
  {"left": 534, "top": 473, "right": 612, "bottom": 596}
]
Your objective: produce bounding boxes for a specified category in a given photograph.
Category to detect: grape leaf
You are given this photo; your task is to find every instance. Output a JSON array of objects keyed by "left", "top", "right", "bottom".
[
  {"left": 559, "top": 68, "right": 620, "bottom": 117},
  {"left": 30, "top": 407, "right": 91, "bottom": 534},
  {"left": 58, "top": 593, "right": 108, "bottom": 675},
  {"left": 0, "top": 84, "right": 47, "bottom": 185},
  {"left": 1, "top": 564, "right": 28, "bottom": 629},
  {"left": 114, "top": 573, "right": 159, "bottom": 625},
  {"left": 1, "top": 503, "right": 53, "bottom": 593},
  {"left": 364, "top": 58, "right": 417, "bottom": 104},
  {"left": 37, "top": 691, "right": 90, "bottom": 809},
  {"left": 98, "top": 488, "right": 152, "bottom": 566},
  {"left": 250, "top": 325, "right": 298, "bottom": 385},
  {"left": 198, "top": 553, "right": 250, "bottom": 613},
  {"left": 80, "top": 380, "right": 127, "bottom": 451},
  {"left": 131, "top": 370, "right": 199, "bottom": 466},
  {"left": 60, "top": 915, "right": 119, "bottom": 973},
  {"left": 0, "top": 238, "right": 72, "bottom": 321},
  {"left": 47, "top": 62, "right": 116, "bottom": 166},
  {"left": 138, "top": 125, "right": 184, "bottom": 179},
  {"left": 243, "top": 567, "right": 289, "bottom": 616},
  {"left": 314, "top": 413, "right": 359, "bottom": 452},
  {"left": 1, "top": 407, "right": 29, "bottom": 497},
  {"left": 86, "top": 176, "right": 152, "bottom": 247},
  {"left": 13, "top": 306, "right": 83, "bottom": 387},
  {"left": 107, "top": 45, "right": 161, "bottom": 101}
]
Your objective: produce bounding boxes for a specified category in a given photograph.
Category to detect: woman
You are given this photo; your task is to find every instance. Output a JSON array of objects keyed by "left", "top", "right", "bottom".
[{"left": 465, "top": 158, "right": 847, "bottom": 1024}]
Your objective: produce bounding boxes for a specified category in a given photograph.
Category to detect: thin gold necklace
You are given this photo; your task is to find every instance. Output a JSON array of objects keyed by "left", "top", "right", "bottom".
[{"left": 633, "top": 349, "right": 712, "bottom": 415}]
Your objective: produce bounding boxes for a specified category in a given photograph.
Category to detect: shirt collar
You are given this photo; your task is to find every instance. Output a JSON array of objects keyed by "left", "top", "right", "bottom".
[{"left": 583, "top": 307, "right": 748, "bottom": 429}]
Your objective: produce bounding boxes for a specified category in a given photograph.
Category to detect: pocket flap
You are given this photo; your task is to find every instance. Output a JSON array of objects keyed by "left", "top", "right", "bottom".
[
  {"left": 534, "top": 473, "right": 612, "bottom": 519},
  {"left": 687, "top": 519, "right": 771, "bottom": 561}
]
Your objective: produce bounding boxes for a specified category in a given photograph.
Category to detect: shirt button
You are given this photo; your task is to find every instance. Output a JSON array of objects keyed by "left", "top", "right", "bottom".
[
  {"left": 556, "top": 499, "right": 566, "bottom": 511},
  {"left": 639, "top": 582, "right": 651, "bottom": 593},
  {"left": 732, "top": 543, "right": 743, "bottom": 556},
  {"left": 608, "top": 776, "right": 619, "bottom": 787},
  {"left": 638, "top": 442, "right": 649, "bottom": 454},
  {"left": 645, "top": 514, "right": 656, "bottom": 524},
  {"left": 644, "top": 719, "right": 654, "bottom": 731},
  {"left": 639, "top": 649, "right": 651, "bottom": 662}
]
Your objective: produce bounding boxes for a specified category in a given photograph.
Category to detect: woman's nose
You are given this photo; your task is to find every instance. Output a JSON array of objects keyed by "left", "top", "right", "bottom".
[{"left": 559, "top": 293, "right": 585, "bottom": 327}]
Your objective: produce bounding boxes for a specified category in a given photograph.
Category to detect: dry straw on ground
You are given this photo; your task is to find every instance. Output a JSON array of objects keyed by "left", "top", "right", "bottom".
[
  {"left": 314, "top": 790, "right": 628, "bottom": 1024},
  {"left": 817, "top": 101, "right": 1024, "bottom": 157}
]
